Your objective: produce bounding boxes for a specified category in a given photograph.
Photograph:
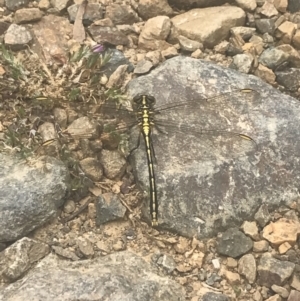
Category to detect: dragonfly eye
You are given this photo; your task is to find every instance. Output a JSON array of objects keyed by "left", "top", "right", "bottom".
[
  {"left": 132, "top": 94, "right": 144, "bottom": 104},
  {"left": 146, "top": 95, "right": 156, "bottom": 105}
]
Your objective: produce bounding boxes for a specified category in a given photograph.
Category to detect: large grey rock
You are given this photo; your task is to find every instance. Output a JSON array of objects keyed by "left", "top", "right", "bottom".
[
  {"left": 127, "top": 56, "right": 300, "bottom": 238},
  {"left": 0, "top": 154, "right": 69, "bottom": 242},
  {"left": 0, "top": 251, "right": 185, "bottom": 301}
]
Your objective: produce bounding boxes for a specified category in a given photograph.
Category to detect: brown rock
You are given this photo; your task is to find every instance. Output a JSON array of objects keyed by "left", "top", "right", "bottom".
[
  {"left": 38, "top": 0, "right": 50, "bottom": 10},
  {"left": 277, "top": 44, "right": 300, "bottom": 67},
  {"left": 161, "top": 46, "right": 178, "bottom": 58},
  {"left": 172, "top": 6, "right": 246, "bottom": 48},
  {"left": 106, "top": 65, "right": 128, "bottom": 88},
  {"left": 271, "top": 284, "right": 289, "bottom": 298},
  {"left": 138, "top": 16, "right": 171, "bottom": 50},
  {"left": 189, "top": 252, "right": 205, "bottom": 268},
  {"left": 253, "top": 290, "right": 263, "bottom": 301},
  {"left": 0, "top": 66, "right": 5, "bottom": 76},
  {"left": 248, "top": 35, "right": 264, "bottom": 55},
  {"left": 253, "top": 240, "right": 269, "bottom": 252},
  {"left": 262, "top": 218, "right": 300, "bottom": 245},
  {"left": 224, "top": 270, "right": 240, "bottom": 284},
  {"left": 235, "top": 0, "right": 257, "bottom": 11},
  {"left": 276, "top": 21, "right": 297, "bottom": 44},
  {"left": 278, "top": 242, "right": 292, "bottom": 254},
  {"left": 260, "top": 1, "right": 278, "bottom": 17},
  {"left": 106, "top": 4, "right": 139, "bottom": 25},
  {"left": 138, "top": 0, "right": 173, "bottom": 20},
  {"left": 145, "top": 50, "right": 162, "bottom": 66},
  {"left": 265, "top": 294, "right": 282, "bottom": 301},
  {"left": 176, "top": 263, "right": 193, "bottom": 273},
  {"left": 273, "top": 0, "right": 288, "bottom": 12},
  {"left": 80, "top": 157, "right": 103, "bottom": 181},
  {"left": 191, "top": 49, "right": 203, "bottom": 58},
  {"left": 288, "top": 290, "right": 300, "bottom": 301},
  {"left": 99, "top": 150, "right": 127, "bottom": 180},
  {"left": 14, "top": 8, "right": 43, "bottom": 24},
  {"left": 290, "top": 274, "right": 300, "bottom": 291},
  {"left": 238, "top": 254, "right": 256, "bottom": 283},
  {"left": 226, "top": 257, "right": 238, "bottom": 268},
  {"left": 215, "top": 41, "right": 230, "bottom": 54},
  {"left": 241, "top": 221, "right": 260, "bottom": 240},
  {"left": 174, "top": 237, "right": 190, "bottom": 254},
  {"left": 254, "top": 64, "right": 276, "bottom": 84}
]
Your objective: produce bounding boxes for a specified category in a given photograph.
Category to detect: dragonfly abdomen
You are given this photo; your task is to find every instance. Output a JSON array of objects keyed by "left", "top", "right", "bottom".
[{"left": 134, "top": 95, "right": 159, "bottom": 226}]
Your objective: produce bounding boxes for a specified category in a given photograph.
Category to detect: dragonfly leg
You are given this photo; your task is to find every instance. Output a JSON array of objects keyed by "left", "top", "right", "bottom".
[{"left": 128, "top": 131, "right": 142, "bottom": 159}]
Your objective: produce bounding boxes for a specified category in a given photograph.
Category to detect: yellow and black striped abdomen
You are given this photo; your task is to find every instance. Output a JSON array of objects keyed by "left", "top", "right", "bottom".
[{"left": 133, "top": 95, "right": 158, "bottom": 226}]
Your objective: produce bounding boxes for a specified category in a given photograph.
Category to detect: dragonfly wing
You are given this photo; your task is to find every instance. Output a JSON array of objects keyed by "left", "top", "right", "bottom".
[
  {"left": 152, "top": 121, "right": 257, "bottom": 161},
  {"left": 154, "top": 89, "right": 260, "bottom": 116},
  {"left": 100, "top": 102, "right": 136, "bottom": 125}
]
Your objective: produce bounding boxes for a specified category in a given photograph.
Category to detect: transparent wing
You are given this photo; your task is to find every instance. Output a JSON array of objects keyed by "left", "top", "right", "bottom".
[
  {"left": 153, "top": 89, "right": 260, "bottom": 116},
  {"left": 152, "top": 120, "right": 257, "bottom": 161},
  {"left": 99, "top": 101, "right": 137, "bottom": 126},
  {"left": 148, "top": 89, "right": 260, "bottom": 161},
  {"left": 40, "top": 129, "right": 96, "bottom": 145}
]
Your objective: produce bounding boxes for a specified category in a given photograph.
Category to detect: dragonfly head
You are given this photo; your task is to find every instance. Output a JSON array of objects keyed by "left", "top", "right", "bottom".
[{"left": 133, "top": 94, "right": 156, "bottom": 109}]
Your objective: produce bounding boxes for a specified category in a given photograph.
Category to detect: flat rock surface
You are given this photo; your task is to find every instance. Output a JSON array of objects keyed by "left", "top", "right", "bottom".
[
  {"left": 0, "top": 251, "right": 185, "bottom": 301},
  {"left": 127, "top": 56, "right": 300, "bottom": 238}
]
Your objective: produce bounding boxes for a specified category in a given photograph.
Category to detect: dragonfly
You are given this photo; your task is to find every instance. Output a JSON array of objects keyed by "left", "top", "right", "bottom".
[{"left": 99, "top": 88, "right": 260, "bottom": 226}]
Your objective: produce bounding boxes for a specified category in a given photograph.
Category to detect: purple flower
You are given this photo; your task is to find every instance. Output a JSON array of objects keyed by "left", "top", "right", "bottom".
[{"left": 92, "top": 44, "right": 105, "bottom": 53}]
